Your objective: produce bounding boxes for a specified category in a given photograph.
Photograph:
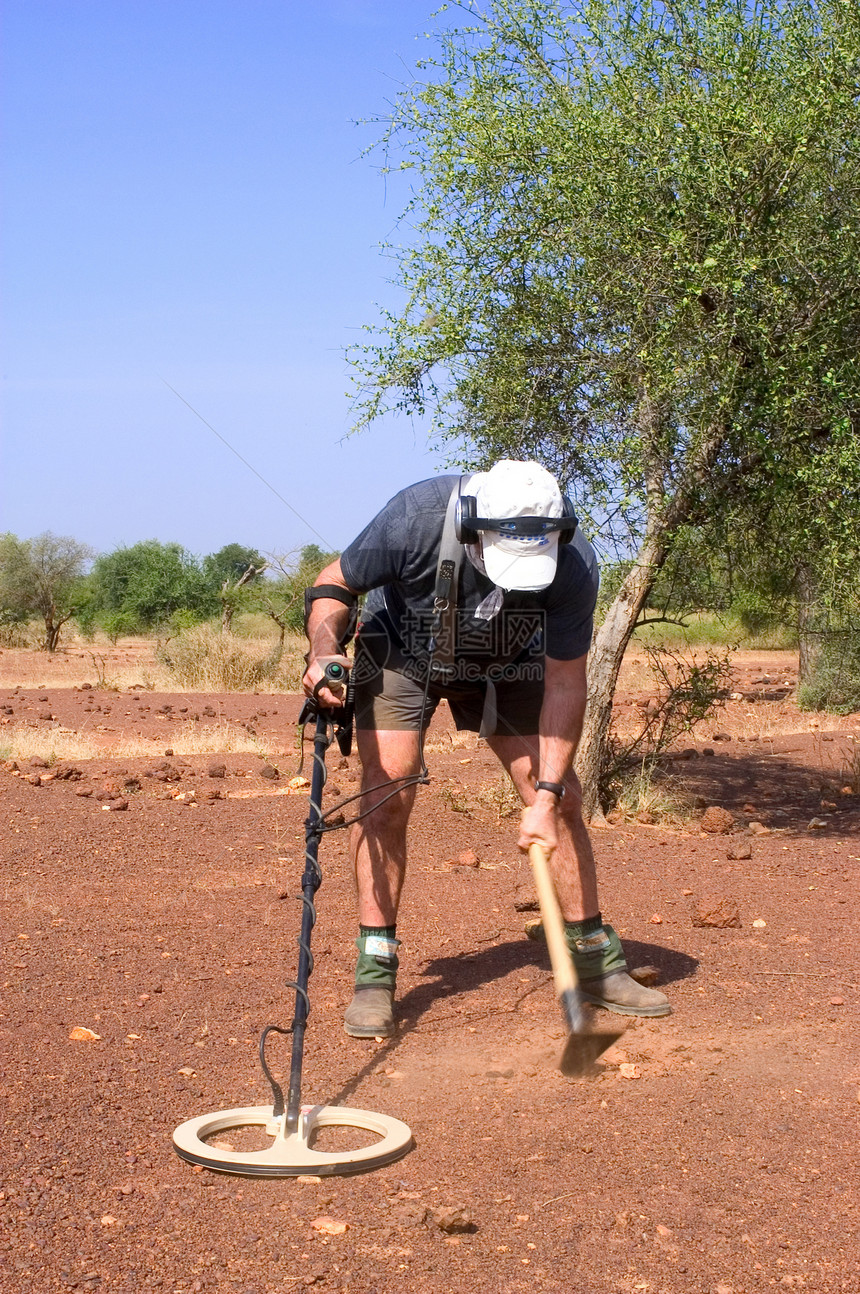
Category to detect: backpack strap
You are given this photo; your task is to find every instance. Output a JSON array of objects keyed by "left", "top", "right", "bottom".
[{"left": 431, "top": 477, "right": 469, "bottom": 676}]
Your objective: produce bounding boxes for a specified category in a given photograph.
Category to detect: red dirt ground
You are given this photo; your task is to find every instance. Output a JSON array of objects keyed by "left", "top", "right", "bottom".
[{"left": 1, "top": 651, "right": 858, "bottom": 1294}]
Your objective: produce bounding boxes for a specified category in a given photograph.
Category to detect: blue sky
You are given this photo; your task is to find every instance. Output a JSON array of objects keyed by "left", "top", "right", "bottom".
[{"left": 1, "top": 0, "right": 451, "bottom": 560}]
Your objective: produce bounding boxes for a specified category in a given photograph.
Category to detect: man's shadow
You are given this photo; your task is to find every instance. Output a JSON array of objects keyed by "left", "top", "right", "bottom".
[{"left": 329, "top": 935, "right": 698, "bottom": 1106}]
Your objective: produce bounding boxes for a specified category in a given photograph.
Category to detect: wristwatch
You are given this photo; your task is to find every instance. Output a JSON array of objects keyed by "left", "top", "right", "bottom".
[{"left": 534, "top": 780, "right": 565, "bottom": 799}]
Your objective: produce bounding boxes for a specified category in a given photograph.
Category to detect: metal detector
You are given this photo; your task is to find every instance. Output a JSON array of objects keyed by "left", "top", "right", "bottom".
[{"left": 172, "top": 663, "right": 412, "bottom": 1176}]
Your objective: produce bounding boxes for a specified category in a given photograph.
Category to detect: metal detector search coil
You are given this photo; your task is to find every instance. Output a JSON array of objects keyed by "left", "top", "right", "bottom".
[{"left": 172, "top": 662, "right": 413, "bottom": 1177}]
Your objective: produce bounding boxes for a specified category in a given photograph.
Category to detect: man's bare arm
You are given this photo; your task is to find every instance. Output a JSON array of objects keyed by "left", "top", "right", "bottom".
[{"left": 302, "top": 558, "right": 360, "bottom": 705}]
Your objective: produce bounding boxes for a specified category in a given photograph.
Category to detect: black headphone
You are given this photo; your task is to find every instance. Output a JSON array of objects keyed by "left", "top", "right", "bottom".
[{"left": 454, "top": 476, "right": 578, "bottom": 547}]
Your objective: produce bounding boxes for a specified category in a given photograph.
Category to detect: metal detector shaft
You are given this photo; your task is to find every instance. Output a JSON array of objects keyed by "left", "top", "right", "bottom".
[{"left": 285, "top": 703, "right": 329, "bottom": 1132}]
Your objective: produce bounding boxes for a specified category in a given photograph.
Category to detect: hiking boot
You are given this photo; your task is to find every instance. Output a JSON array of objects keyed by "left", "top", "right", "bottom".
[
  {"left": 578, "top": 969, "right": 672, "bottom": 1018},
  {"left": 344, "top": 986, "right": 395, "bottom": 1038}
]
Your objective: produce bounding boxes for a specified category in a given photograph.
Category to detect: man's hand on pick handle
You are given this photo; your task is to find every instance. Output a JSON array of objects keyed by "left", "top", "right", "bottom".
[{"left": 518, "top": 794, "right": 559, "bottom": 853}]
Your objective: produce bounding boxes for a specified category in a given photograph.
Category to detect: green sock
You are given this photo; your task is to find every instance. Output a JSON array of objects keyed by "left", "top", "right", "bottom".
[
  {"left": 564, "top": 913, "right": 627, "bottom": 980},
  {"left": 355, "top": 925, "right": 400, "bottom": 989}
]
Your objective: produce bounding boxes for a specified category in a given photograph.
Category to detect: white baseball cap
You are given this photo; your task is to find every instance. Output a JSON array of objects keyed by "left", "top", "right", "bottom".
[{"left": 471, "top": 459, "right": 564, "bottom": 591}]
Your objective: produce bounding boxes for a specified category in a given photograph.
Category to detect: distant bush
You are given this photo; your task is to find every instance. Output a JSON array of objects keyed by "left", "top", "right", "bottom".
[
  {"left": 797, "top": 635, "right": 860, "bottom": 715},
  {"left": 157, "top": 625, "right": 283, "bottom": 691},
  {"left": 0, "top": 611, "right": 38, "bottom": 649}
]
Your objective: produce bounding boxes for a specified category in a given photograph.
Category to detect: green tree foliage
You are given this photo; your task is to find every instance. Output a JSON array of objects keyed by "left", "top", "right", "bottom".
[
  {"left": 0, "top": 532, "right": 93, "bottom": 651},
  {"left": 89, "top": 541, "right": 218, "bottom": 632},
  {"left": 352, "top": 0, "right": 860, "bottom": 814},
  {"left": 202, "top": 543, "right": 266, "bottom": 588}
]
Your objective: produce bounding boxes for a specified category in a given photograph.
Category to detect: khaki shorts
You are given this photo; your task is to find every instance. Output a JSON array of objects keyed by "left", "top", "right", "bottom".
[{"left": 352, "top": 631, "right": 545, "bottom": 737}]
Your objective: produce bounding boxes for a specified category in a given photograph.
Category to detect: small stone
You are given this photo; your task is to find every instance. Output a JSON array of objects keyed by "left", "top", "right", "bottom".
[
  {"left": 700, "top": 806, "right": 735, "bottom": 834},
  {"left": 648, "top": 913, "right": 663, "bottom": 924},
  {"left": 727, "top": 840, "right": 752, "bottom": 860},
  {"left": 311, "top": 1216, "right": 349, "bottom": 1235},
  {"left": 107, "top": 799, "right": 129, "bottom": 811},
  {"left": 433, "top": 1206, "right": 474, "bottom": 1234},
  {"left": 829, "top": 996, "right": 844, "bottom": 1006},
  {"left": 807, "top": 817, "right": 827, "bottom": 831},
  {"left": 29, "top": 756, "right": 49, "bottom": 768},
  {"left": 207, "top": 763, "right": 226, "bottom": 778},
  {"left": 711, "top": 732, "right": 732, "bottom": 742},
  {"left": 618, "top": 1063, "right": 641, "bottom": 1079},
  {"left": 692, "top": 899, "right": 741, "bottom": 929},
  {"left": 456, "top": 849, "right": 479, "bottom": 868},
  {"left": 630, "top": 965, "right": 660, "bottom": 986},
  {"left": 702, "top": 748, "right": 715, "bottom": 757},
  {"left": 164, "top": 748, "right": 173, "bottom": 756},
  {"left": 749, "top": 821, "right": 771, "bottom": 835},
  {"left": 752, "top": 918, "right": 767, "bottom": 928},
  {"left": 260, "top": 764, "right": 279, "bottom": 780},
  {"left": 69, "top": 1026, "right": 101, "bottom": 1041}
]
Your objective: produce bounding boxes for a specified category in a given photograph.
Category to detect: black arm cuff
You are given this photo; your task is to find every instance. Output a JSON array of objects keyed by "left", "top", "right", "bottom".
[{"left": 304, "top": 585, "right": 359, "bottom": 647}]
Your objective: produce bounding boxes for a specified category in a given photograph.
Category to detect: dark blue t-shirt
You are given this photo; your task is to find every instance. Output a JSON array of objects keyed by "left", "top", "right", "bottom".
[{"left": 340, "top": 475, "right": 599, "bottom": 664}]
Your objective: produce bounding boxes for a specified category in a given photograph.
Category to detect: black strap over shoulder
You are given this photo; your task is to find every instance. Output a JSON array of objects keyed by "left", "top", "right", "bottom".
[{"left": 431, "top": 477, "right": 470, "bottom": 675}]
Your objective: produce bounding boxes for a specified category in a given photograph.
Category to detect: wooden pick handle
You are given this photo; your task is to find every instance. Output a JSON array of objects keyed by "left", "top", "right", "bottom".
[{"left": 528, "top": 842, "right": 579, "bottom": 998}]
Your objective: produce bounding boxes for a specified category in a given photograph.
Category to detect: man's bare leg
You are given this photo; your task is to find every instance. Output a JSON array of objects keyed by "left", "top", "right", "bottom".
[
  {"left": 489, "top": 733, "right": 671, "bottom": 1018},
  {"left": 344, "top": 727, "right": 421, "bottom": 1037},
  {"left": 351, "top": 728, "right": 421, "bottom": 924}
]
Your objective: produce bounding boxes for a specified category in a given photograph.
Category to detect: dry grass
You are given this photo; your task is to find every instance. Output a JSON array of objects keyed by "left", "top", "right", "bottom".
[
  {"left": 0, "top": 721, "right": 286, "bottom": 764},
  {"left": 0, "top": 631, "right": 307, "bottom": 693},
  {"left": 424, "top": 729, "right": 481, "bottom": 753},
  {"left": 440, "top": 772, "right": 521, "bottom": 822}
]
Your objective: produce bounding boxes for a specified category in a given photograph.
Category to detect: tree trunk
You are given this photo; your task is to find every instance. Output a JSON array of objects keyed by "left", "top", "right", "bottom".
[
  {"left": 796, "top": 561, "right": 820, "bottom": 686},
  {"left": 576, "top": 532, "right": 668, "bottom": 821}
]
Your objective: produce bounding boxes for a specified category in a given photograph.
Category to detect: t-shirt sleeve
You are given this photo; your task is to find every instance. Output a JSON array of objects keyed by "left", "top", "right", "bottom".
[
  {"left": 340, "top": 481, "right": 447, "bottom": 594},
  {"left": 544, "top": 530, "right": 600, "bottom": 660},
  {"left": 340, "top": 493, "right": 408, "bottom": 593}
]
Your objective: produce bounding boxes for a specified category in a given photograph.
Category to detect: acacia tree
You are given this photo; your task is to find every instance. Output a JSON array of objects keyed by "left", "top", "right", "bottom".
[
  {"left": 0, "top": 532, "right": 92, "bottom": 652},
  {"left": 352, "top": 0, "right": 860, "bottom": 815},
  {"left": 202, "top": 543, "right": 267, "bottom": 633}
]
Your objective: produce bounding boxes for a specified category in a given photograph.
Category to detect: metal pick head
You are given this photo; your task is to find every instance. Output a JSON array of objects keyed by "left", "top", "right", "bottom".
[{"left": 558, "top": 1026, "right": 626, "bottom": 1078}]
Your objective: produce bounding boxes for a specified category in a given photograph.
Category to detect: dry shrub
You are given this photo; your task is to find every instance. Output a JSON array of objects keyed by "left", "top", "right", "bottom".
[
  {"left": 842, "top": 738, "right": 860, "bottom": 794},
  {"left": 601, "top": 644, "right": 731, "bottom": 819},
  {"left": 158, "top": 626, "right": 283, "bottom": 691},
  {"left": 607, "top": 763, "right": 693, "bottom": 825},
  {"left": 0, "top": 616, "right": 40, "bottom": 649}
]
